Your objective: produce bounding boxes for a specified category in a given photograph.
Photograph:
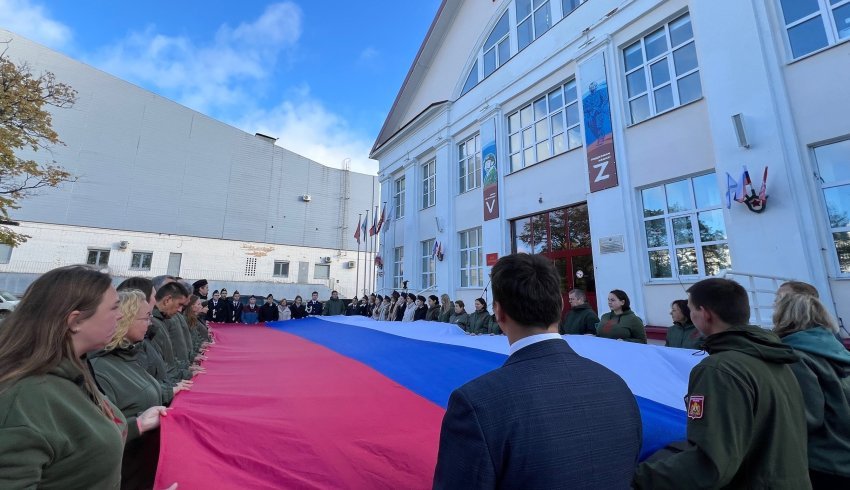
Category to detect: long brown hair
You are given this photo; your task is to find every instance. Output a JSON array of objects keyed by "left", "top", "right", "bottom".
[
  {"left": 773, "top": 293, "right": 838, "bottom": 337},
  {"left": 0, "top": 265, "right": 115, "bottom": 417},
  {"left": 185, "top": 294, "right": 201, "bottom": 329}
]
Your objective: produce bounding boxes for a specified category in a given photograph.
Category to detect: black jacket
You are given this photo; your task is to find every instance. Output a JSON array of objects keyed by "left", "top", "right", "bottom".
[
  {"left": 258, "top": 303, "right": 279, "bottom": 322},
  {"left": 290, "top": 303, "right": 307, "bottom": 319},
  {"left": 224, "top": 300, "right": 242, "bottom": 323},
  {"left": 206, "top": 299, "right": 226, "bottom": 323}
]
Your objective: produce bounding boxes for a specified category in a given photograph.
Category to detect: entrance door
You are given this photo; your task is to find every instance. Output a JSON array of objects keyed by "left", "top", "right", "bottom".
[{"left": 167, "top": 253, "right": 182, "bottom": 276}]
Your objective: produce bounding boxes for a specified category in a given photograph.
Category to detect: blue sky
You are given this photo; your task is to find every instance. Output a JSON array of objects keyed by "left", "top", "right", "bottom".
[{"left": 0, "top": 0, "right": 442, "bottom": 174}]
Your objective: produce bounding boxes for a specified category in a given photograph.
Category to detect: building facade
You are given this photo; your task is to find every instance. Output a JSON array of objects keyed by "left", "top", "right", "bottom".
[
  {"left": 1, "top": 29, "right": 379, "bottom": 298},
  {"left": 371, "top": 0, "right": 850, "bottom": 331}
]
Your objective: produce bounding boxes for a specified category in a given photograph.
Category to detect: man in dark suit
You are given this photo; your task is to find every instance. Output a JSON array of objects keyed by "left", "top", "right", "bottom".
[{"left": 433, "top": 253, "right": 642, "bottom": 489}]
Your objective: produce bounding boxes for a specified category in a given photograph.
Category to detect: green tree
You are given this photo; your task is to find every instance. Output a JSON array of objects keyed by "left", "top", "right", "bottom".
[{"left": 0, "top": 44, "right": 76, "bottom": 246}]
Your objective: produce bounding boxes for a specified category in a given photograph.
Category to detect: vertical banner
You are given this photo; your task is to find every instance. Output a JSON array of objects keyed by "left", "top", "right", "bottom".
[
  {"left": 481, "top": 118, "right": 500, "bottom": 221},
  {"left": 579, "top": 52, "right": 619, "bottom": 192}
]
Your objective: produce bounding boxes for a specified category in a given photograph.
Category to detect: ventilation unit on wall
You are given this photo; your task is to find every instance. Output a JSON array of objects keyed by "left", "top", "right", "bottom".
[
  {"left": 321, "top": 256, "right": 332, "bottom": 263},
  {"left": 346, "top": 261, "right": 356, "bottom": 268},
  {"left": 301, "top": 194, "right": 312, "bottom": 202},
  {"left": 118, "top": 241, "right": 129, "bottom": 250}
]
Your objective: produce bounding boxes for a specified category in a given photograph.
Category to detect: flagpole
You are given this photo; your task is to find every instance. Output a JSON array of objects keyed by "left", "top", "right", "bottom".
[
  {"left": 363, "top": 209, "right": 370, "bottom": 297},
  {"left": 355, "top": 213, "right": 361, "bottom": 299},
  {"left": 371, "top": 204, "right": 378, "bottom": 293}
]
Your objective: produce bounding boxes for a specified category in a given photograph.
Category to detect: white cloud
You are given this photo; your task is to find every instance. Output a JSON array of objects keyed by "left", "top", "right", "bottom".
[
  {"left": 0, "top": 0, "right": 72, "bottom": 48},
  {"left": 237, "top": 92, "right": 378, "bottom": 175},
  {"left": 357, "top": 46, "right": 379, "bottom": 65}
]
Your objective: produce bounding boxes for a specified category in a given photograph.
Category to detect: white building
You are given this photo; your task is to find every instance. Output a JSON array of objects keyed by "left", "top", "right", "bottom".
[
  {"left": 0, "top": 29, "right": 380, "bottom": 299},
  {"left": 371, "top": 0, "right": 850, "bottom": 336}
]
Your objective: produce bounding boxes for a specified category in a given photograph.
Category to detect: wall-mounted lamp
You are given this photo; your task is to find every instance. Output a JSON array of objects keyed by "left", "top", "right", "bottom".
[{"left": 732, "top": 113, "right": 750, "bottom": 149}]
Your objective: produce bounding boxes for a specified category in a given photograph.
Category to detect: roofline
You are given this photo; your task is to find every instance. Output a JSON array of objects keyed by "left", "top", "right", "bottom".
[
  {"left": 369, "top": 100, "right": 449, "bottom": 159},
  {"left": 371, "top": 0, "right": 448, "bottom": 154}
]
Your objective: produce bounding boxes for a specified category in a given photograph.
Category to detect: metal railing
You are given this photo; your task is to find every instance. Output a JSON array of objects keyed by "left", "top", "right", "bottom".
[{"left": 718, "top": 270, "right": 792, "bottom": 327}]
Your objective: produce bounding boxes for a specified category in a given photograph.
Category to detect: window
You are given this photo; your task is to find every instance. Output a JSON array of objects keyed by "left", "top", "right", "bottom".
[
  {"left": 422, "top": 160, "right": 436, "bottom": 208},
  {"left": 421, "top": 239, "right": 436, "bottom": 288},
  {"left": 86, "top": 249, "right": 110, "bottom": 266},
  {"left": 245, "top": 257, "right": 257, "bottom": 276},
  {"left": 0, "top": 244, "right": 12, "bottom": 264},
  {"left": 130, "top": 251, "right": 152, "bottom": 270},
  {"left": 483, "top": 11, "right": 511, "bottom": 78},
  {"left": 459, "top": 134, "right": 482, "bottom": 193},
  {"left": 512, "top": 204, "right": 591, "bottom": 254},
  {"left": 623, "top": 13, "right": 702, "bottom": 125},
  {"left": 273, "top": 261, "right": 290, "bottom": 277},
  {"left": 813, "top": 139, "right": 850, "bottom": 274},
  {"left": 314, "top": 264, "right": 330, "bottom": 280},
  {"left": 393, "top": 247, "right": 404, "bottom": 289},
  {"left": 779, "top": 0, "right": 850, "bottom": 59},
  {"left": 508, "top": 79, "right": 581, "bottom": 172},
  {"left": 517, "top": 0, "right": 552, "bottom": 51},
  {"left": 394, "top": 176, "right": 406, "bottom": 219},
  {"left": 459, "top": 228, "right": 483, "bottom": 287},
  {"left": 562, "top": 0, "right": 586, "bottom": 17},
  {"left": 461, "top": 61, "right": 479, "bottom": 96},
  {"left": 640, "top": 173, "right": 731, "bottom": 279}
]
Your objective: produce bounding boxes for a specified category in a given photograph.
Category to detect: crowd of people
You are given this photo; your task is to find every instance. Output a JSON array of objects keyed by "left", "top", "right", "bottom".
[{"left": 0, "top": 257, "right": 846, "bottom": 488}]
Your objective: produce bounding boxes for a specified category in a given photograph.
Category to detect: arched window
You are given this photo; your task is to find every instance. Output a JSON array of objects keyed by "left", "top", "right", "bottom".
[{"left": 483, "top": 11, "right": 511, "bottom": 78}]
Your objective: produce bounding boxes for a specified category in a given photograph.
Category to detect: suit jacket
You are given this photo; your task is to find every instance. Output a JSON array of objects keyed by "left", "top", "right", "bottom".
[
  {"left": 224, "top": 300, "right": 242, "bottom": 323},
  {"left": 206, "top": 299, "right": 226, "bottom": 322},
  {"left": 433, "top": 338, "right": 641, "bottom": 489}
]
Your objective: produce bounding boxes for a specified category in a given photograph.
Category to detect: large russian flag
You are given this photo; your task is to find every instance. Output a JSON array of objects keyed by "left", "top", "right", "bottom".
[{"left": 155, "top": 317, "right": 702, "bottom": 489}]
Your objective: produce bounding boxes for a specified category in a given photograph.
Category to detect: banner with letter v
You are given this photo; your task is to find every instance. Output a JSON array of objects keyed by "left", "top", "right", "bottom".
[{"left": 481, "top": 117, "right": 500, "bottom": 221}]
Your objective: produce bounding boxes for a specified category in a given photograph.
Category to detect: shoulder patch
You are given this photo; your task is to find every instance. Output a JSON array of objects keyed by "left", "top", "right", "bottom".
[{"left": 687, "top": 395, "right": 704, "bottom": 419}]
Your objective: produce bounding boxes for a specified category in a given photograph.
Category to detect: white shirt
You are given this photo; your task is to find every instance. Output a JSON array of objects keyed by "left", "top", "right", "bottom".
[{"left": 508, "top": 332, "right": 563, "bottom": 356}]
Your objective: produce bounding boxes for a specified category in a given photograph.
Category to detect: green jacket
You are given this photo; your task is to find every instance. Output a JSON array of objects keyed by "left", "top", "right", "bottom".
[
  {"left": 559, "top": 303, "right": 599, "bottom": 335},
  {"left": 0, "top": 358, "right": 126, "bottom": 490},
  {"left": 597, "top": 310, "right": 647, "bottom": 343},
  {"left": 168, "top": 312, "right": 193, "bottom": 363},
  {"left": 426, "top": 305, "right": 441, "bottom": 321},
  {"left": 665, "top": 321, "right": 704, "bottom": 350},
  {"left": 782, "top": 327, "right": 850, "bottom": 477},
  {"left": 89, "top": 346, "right": 163, "bottom": 490},
  {"left": 438, "top": 308, "right": 453, "bottom": 323},
  {"left": 137, "top": 331, "right": 176, "bottom": 404},
  {"left": 322, "top": 298, "right": 346, "bottom": 316},
  {"left": 468, "top": 310, "right": 493, "bottom": 334},
  {"left": 449, "top": 311, "right": 469, "bottom": 330},
  {"left": 150, "top": 308, "right": 191, "bottom": 381},
  {"left": 634, "top": 325, "right": 810, "bottom": 489}
]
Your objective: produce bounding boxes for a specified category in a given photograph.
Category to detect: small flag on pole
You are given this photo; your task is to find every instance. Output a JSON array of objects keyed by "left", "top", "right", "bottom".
[
  {"left": 354, "top": 216, "right": 361, "bottom": 244},
  {"left": 376, "top": 204, "right": 386, "bottom": 233},
  {"left": 369, "top": 212, "right": 377, "bottom": 236}
]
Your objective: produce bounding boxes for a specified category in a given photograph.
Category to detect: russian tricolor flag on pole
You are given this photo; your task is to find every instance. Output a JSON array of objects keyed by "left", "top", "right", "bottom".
[{"left": 155, "top": 317, "right": 702, "bottom": 489}]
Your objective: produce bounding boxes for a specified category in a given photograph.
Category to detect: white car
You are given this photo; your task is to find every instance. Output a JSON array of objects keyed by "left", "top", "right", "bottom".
[{"left": 0, "top": 290, "right": 20, "bottom": 320}]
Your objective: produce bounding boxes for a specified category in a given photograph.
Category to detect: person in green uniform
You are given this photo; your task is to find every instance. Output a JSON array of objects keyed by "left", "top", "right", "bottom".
[
  {"left": 597, "top": 290, "right": 647, "bottom": 343},
  {"left": 91, "top": 289, "right": 171, "bottom": 490},
  {"left": 151, "top": 282, "right": 195, "bottom": 381},
  {"left": 665, "top": 300, "right": 703, "bottom": 349},
  {"left": 468, "top": 298, "right": 494, "bottom": 334},
  {"left": 634, "top": 278, "right": 810, "bottom": 489},
  {"left": 438, "top": 294, "right": 453, "bottom": 323},
  {"left": 426, "top": 295, "right": 441, "bottom": 321},
  {"left": 0, "top": 265, "right": 169, "bottom": 489},
  {"left": 449, "top": 300, "right": 470, "bottom": 331},
  {"left": 559, "top": 289, "right": 599, "bottom": 335},
  {"left": 773, "top": 292, "right": 850, "bottom": 488},
  {"left": 322, "top": 290, "right": 347, "bottom": 316}
]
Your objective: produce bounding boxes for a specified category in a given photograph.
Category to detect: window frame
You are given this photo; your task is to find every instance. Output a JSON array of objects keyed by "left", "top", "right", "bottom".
[
  {"left": 516, "top": 0, "right": 553, "bottom": 52},
  {"left": 313, "top": 263, "right": 330, "bottom": 280},
  {"left": 86, "top": 248, "right": 110, "bottom": 267},
  {"left": 812, "top": 139, "right": 850, "bottom": 276},
  {"left": 421, "top": 238, "right": 436, "bottom": 289},
  {"left": 130, "top": 251, "right": 153, "bottom": 271},
  {"left": 393, "top": 246, "right": 404, "bottom": 289},
  {"left": 421, "top": 159, "right": 436, "bottom": 209},
  {"left": 508, "top": 78, "right": 581, "bottom": 172},
  {"left": 458, "top": 134, "right": 482, "bottom": 194},
  {"left": 483, "top": 10, "right": 511, "bottom": 79},
  {"left": 459, "top": 227, "right": 484, "bottom": 288},
  {"left": 622, "top": 12, "right": 702, "bottom": 126},
  {"left": 273, "top": 260, "right": 290, "bottom": 278},
  {"left": 778, "top": 0, "right": 850, "bottom": 60},
  {"left": 393, "top": 176, "right": 406, "bottom": 220}
]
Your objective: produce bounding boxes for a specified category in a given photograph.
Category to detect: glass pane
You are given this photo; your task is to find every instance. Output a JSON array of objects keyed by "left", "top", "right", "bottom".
[
  {"left": 461, "top": 62, "right": 478, "bottom": 95},
  {"left": 458, "top": 142, "right": 466, "bottom": 159},
  {"left": 518, "top": 18, "right": 533, "bottom": 50},
  {"left": 648, "top": 250, "right": 672, "bottom": 278},
  {"left": 630, "top": 95, "right": 650, "bottom": 124},
  {"left": 698, "top": 209, "right": 727, "bottom": 241},
  {"left": 693, "top": 173, "right": 721, "bottom": 208},
  {"left": 536, "top": 141, "right": 551, "bottom": 160},
  {"left": 677, "top": 71, "right": 702, "bottom": 104},
  {"left": 523, "top": 128, "right": 534, "bottom": 146},
  {"left": 672, "top": 216, "right": 694, "bottom": 245},
  {"left": 779, "top": 0, "right": 820, "bottom": 24},
  {"left": 511, "top": 153, "right": 523, "bottom": 172},
  {"left": 788, "top": 16, "right": 829, "bottom": 58},
  {"left": 534, "top": 97, "right": 548, "bottom": 120},
  {"left": 499, "top": 38, "right": 511, "bottom": 64},
  {"left": 568, "top": 204, "right": 591, "bottom": 248},
  {"left": 550, "top": 209, "right": 568, "bottom": 251},
  {"left": 703, "top": 244, "right": 731, "bottom": 276},
  {"left": 548, "top": 89, "right": 563, "bottom": 109},
  {"left": 814, "top": 140, "right": 850, "bottom": 183},
  {"left": 673, "top": 42, "right": 698, "bottom": 76},
  {"left": 565, "top": 102, "right": 579, "bottom": 127},
  {"left": 833, "top": 231, "right": 850, "bottom": 273},
  {"left": 567, "top": 126, "right": 582, "bottom": 149},
  {"left": 836, "top": 4, "right": 850, "bottom": 40},
  {"left": 563, "top": 0, "right": 582, "bottom": 16},
  {"left": 669, "top": 14, "right": 694, "bottom": 47},
  {"left": 675, "top": 247, "right": 699, "bottom": 275},
  {"left": 87, "top": 250, "right": 98, "bottom": 265},
  {"left": 553, "top": 134, "right": 566, "bottom": 154},
  {"left": 535, "top": 120, "right": 548, "bottom": 142},
  {"left": 654, "top": 85, "right": 674, "bottom": 113},
  {"left": 534, "top": 3, "right": 552, "bottom": 37},
  {"left": 627, "top": 68, "right": 647, "bottom": 97},
  {"left": 532, "top": 214, "right": 549, "bottom": 253},
  {"left": 824, "top": 185, "right": 850, "bottom": 228},
  {"left": 524, "top": 147, "right": 535, "bottom": 166},
  {"left": 554, "top": 258, "right": 569, "bottom": 293},
  {"left": 516, "top": 0, "right": 532, "bottom": 19},
  {"left": 520, "top": 105, "right": 533, "bottom": 127},
  {"left": 642, "top": 186, "right": 666, "bottom": 217},
  {"left": 460, "top": 232, "right": 468, "bottom": 249},
  {"left": 645, "top": 27, "right": 668, "bottom": 60},
  {"left": 564, "top": 80, "right": 577, "bottom": 103},
  {"left": 666, "top": 180, "right": 693, "bottom": 212},
  {"left": 485, "top": 11, "right": 510, "bottom": 49},
  {"left": 623, "top": 42, "right": 644, "bottom": 71},
  {"left": 572, "top": 255, "right": 596, "bottom": 293},
  {"left": 483, "top": 48, "right": 497, "bottom": 78},
  {"left": 645, "top": 218, "right": 669, "bottom": 247},
  {"left": 650, "top": 59, "right": 670, "bottom": 87},
  {"left": 510, "top": 133, "right": 521, "bottom": 152},
  {"left": 509, "top": 112, "right": 521, "bottom": 133},
  {"left": 550, "top": 111, "right": 565, "bottom": 134}
]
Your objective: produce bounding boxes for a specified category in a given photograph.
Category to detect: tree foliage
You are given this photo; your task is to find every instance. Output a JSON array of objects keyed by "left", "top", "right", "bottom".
[{"left": 0, "top": 42, "right": 77, "bottom": 246}]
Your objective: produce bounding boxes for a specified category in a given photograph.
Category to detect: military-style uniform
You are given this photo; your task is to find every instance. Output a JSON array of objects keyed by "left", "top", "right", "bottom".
[
  {"left": 597, "top": 310, "right": 647, "bottom": 343},
  {"left": 559, "top": 303, "right": 599, "bottom": 335},
  {"left": 426, "top": 305, "right": 441, "bottom": 321},
  {"left": 468, "top": 310, "right": 494, "bottom": 334},
  {"left": 306, "top": 299, "right": 323, "bottom": 316},
  {"left": 449, "top": 311, "right": 470, "bottom": 330},
  {"left": 151, "top": 307, "right": 191, "bottom": 381},
  {"left": 322, "top": 298, "right": 346, "bottom": 316},
  {"left": 634, "top": 325, "right": 810, "bottom": 489},
  {"left": 665, "top": 321, "right": 704, "bottom": 349},
  {"left": 206, "top": 299, "right": 226, "bottom": 322},
  {"left": 0, "top": 358, "right": 126, "bottom": 489}
]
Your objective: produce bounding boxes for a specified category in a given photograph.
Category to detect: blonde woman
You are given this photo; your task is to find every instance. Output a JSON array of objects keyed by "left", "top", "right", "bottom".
[
  {"left": 773, "top": 293, "right": 850, "bottom": 488},
  {"left": 439, "top": 294, "right": 453, "bottom": 323},
  {"left": 0, "top": 266, "right": 169, "bottom": 489}
]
